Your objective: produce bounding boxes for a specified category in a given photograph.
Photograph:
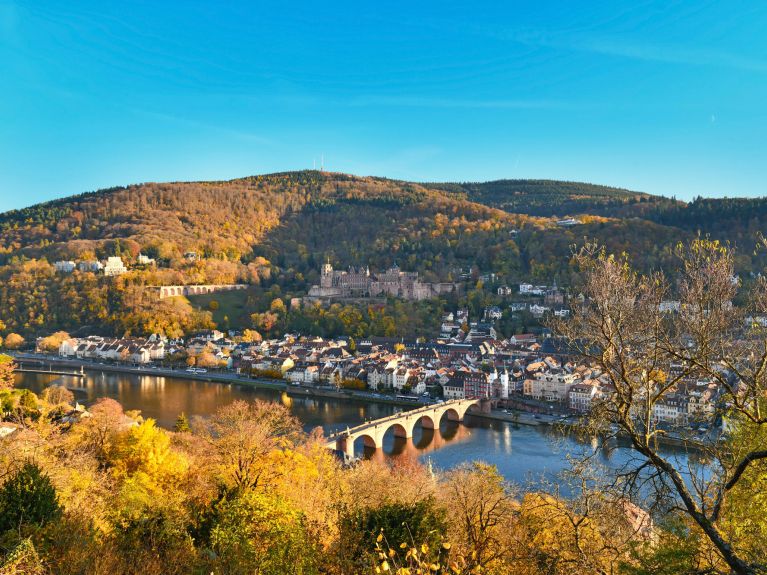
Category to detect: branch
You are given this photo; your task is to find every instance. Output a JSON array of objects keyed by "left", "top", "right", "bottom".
[{"left": 711, "top": 449, "right": 767, "bottom": 522}]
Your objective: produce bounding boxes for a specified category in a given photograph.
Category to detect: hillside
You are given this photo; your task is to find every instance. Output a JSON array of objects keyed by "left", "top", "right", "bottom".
[
  {"left": 425, "top": 179, "right": 680, "bottom": 218},
  {"left": 0, "top": 171, "right": 765, "bottom": 338}
]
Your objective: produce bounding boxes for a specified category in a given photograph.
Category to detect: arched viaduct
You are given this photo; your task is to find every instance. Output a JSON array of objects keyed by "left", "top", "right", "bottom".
[
  {"left": 158, "top": 284, "right": 247, "bottom": 299},
  {"left": 326, "top": 399, "right": 486, "bottom": 459}
]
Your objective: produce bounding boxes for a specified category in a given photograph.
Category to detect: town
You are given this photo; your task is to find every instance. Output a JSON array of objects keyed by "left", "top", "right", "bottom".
[{"left": 34, "top": 307, "right": 721, "bottom": 431}]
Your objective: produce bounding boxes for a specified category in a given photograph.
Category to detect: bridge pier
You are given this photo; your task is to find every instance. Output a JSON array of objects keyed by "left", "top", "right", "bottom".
[{"left": 338, "top": 437, "right": 355, "bottom": 460}]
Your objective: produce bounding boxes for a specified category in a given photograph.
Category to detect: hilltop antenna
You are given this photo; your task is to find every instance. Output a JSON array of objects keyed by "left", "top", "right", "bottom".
[{"left": 321, "top": 153, "right": 324, "bottom": 172}]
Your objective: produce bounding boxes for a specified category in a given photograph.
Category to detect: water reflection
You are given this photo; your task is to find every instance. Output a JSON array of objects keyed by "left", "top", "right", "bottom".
[{"left": 15, "top": 371, "right": 693, "bottom": 486}]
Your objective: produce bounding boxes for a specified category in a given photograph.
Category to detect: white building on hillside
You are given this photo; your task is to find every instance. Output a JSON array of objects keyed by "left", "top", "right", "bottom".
[
  {"left": 54, "top": 261, "right": 76, "bottom": 273},
  {"left": 103, "top": 256, "right": 128, "bottom": 276}
]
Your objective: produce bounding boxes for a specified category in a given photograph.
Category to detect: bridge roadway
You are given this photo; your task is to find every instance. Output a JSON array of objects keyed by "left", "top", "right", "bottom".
[{"left": 325, "top": 398, "right": 484, "bottom": 459}]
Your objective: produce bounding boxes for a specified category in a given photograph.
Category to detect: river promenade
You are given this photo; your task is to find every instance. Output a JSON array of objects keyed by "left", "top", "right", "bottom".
[
  {"left": 12, "top": 352, "right": 708, "bottom": 452},
  {"left": 11, "top": 352, "right": 561, "bottom": 427}
]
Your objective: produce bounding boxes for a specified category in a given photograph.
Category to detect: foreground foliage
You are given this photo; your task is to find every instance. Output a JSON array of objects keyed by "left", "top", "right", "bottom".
[{"left": 0, "top": 386, "right": 765, "bottom": 574}]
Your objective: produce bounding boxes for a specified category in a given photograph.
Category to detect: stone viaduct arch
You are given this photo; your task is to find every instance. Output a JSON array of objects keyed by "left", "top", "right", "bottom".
[
  {"left": 329, "top": 399, "right": 485, "bottom": 459},
  {"left": 157, "top": 284, "right": 248, "bottom": 300}
]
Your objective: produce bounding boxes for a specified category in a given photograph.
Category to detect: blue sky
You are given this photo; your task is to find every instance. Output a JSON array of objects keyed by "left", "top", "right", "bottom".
[{"left": 1, "top": 1, "right": 766, "bottom": 210}]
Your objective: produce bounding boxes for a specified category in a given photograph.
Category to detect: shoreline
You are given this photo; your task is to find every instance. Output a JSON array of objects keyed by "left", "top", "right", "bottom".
[
  {"left": 11, "top": 353, "right": 428, "bottom": 409},
  {"left": 11, "top": 353, "right": 709, "bottom": 448}
]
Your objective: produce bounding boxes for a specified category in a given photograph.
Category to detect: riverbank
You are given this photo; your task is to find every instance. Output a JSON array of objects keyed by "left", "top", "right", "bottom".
[
  {"left": 11, "top": 353, "right": 425, "bottom": 409},
  {"left": 10, "top": 353, "right": 711, "bottom": 447}
]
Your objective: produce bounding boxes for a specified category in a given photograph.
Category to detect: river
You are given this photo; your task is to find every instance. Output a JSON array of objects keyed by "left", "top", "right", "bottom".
[{"left": 15, "top": 370, "right": 695, "bottom": 488}]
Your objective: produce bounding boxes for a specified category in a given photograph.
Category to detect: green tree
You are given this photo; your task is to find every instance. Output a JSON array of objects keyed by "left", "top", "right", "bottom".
[
  {"left": 174, "top": 412, "right": 191, "bottom": 433},
  {"left": 0, "top": 462, "right": 61, "bottom": 533},
  {"left": 341, "top": 499, "right": 447, "bottom": 569},
  {"left": 207, "top": 490, "right": 318, "bottom": 575}
]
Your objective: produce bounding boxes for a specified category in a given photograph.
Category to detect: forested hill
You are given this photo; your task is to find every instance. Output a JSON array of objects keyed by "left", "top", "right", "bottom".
[
  {"left": 426, "top": 179, "right": 681, "bottom": 218},
  {"left": 3, "top": 169, "right": 767, "bottom": 276},
  {"left": 0, "top": 170, "right": 766, "bottom": 337}
]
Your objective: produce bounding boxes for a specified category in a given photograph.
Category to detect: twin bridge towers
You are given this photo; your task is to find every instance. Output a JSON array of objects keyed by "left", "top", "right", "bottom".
[{"left": 325, "top": 399, "right": 490, "bottom": 460}]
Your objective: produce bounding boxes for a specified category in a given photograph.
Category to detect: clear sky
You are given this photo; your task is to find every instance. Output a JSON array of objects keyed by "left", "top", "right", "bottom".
[{"left": 1, "top": 1, "right": 766, "bottom": 210}]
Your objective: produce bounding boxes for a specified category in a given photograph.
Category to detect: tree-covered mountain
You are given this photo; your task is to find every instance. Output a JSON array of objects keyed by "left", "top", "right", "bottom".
[
  {"left": 0, "top": 170, "right": 765, "bottom": 338},
  {"left": 426, "top": 179, "right": 680, "bottom": 218}
]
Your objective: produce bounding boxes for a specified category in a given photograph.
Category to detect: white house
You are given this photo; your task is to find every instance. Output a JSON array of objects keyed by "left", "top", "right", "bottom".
[
  {"left": 103, "top": 256, "right": 128, "bottom": 277},
  {"left": 137, "top": 253, "right": 156, "bottom": 266},
  {"left": 78, "top": 260, "right": 104, "bottom": 273},
  {"left": 54, "top": 261, "right": 76, "bottom": 273}
]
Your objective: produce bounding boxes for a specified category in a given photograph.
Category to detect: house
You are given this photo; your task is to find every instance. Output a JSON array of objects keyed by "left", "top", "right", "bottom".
[
  {"left": 508, "top": 333, "right": 536, "bottom": 346},
  {"left": 58, "top": 338, "right": 80, "bottom": 357},
  {"left": 529, "top": 304, "right": 550, "bottom": 318},
  {"left": 497, "top": 285, "right": 513, "bottom": 296},
  {"left": 525, "top": 370, "right": 578, "bottom": 402},
  {"left": 447, "top": 370, "right": 491, "bottom": 399},
  {"left": 556, "top": 218, "right": 581, "bottom": 227},
  {"left": 544, "top": 288, "right": 564, "bottom": 306},
  {"left": 137, "top": 253, "right": 156, "bottom": 266},
  {"left": 659, "top": 300, "right": 681, "bottom": 313},
  {"left": 484, "top": 306, "right": 502, "bottom": 321},
  {"left": 54, "top": 261, "right": 76, "bottom": 273},
  {"left": 652, "top": 395, "right": 686, "bottom": 425},
  {"left": 285, "top": 363, "right": 320, "bottom": 384},
  {"left": 103, "top": 256, "right": 128, "bottom": 276},
  {"left": 443, "top": 376, "right": 465, "bottom": 400},
  {"left": 78, "top": 260, "right": 104, "bottom": 273},
  {"left": 465, "top": 322, "right": 496, "bottom": 343},
  {"left": 569, "top": 382, "right": 599, "bottom": 412},
  {"left": 510, "top": 302, "right": 528, "bottom": 312},
  {"left": 519, "top": 284, "right": 546, "bottom": 296}
]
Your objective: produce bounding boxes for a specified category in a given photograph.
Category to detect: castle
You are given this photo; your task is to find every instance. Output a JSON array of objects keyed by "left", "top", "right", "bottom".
[{"left": 307, "top": 262, "right": 459, "bottom": 301}]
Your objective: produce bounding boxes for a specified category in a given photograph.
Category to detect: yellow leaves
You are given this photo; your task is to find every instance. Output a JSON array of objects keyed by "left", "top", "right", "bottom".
[{"left": 107, "top": 419, "right": 188, "bottom": 489}]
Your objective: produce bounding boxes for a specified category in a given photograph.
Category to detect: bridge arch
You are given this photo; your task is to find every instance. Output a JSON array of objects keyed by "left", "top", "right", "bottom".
[
  {"left": 358, "top": 433, "right": 377, "bottom": 450},
  {"left": 440, "top": 408, "right": 462, "bottom": 425},
  {"left": 416, "top": 414, "right": 436, "bottom": 430},
  {"left": 385, "top": 422, "right": 409, "bottom": 439}
]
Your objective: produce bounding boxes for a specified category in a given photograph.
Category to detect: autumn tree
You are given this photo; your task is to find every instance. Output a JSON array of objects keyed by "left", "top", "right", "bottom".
[
  {"left": 241, "top": 329, "right": 262, "bottom": 343},
  {"left": 37, "top": 331, "right": 70, "bottom": 353},
  {"left": 41, "top": 385, "right": 75, "bottom": 407},
  {"left": 3, "top": 333, "right": 25, "bottom": 349},
  {"left": 553, "top": 240, "right": 767, "bottom": 574},
  {"left": 439, "top": 463, "right": 516, "bottom": 573},
  {"left": 205, "top": 490, "right": 318, "bottom": 575},
  {"left": 204, "top": 400, "right": 301, "bottom": 490},
  {"left": 71, "top": 397, "right": 127, "bottom": 459},
  {"left": 0, "top": 353, "right": 16, "bottom": 391}
]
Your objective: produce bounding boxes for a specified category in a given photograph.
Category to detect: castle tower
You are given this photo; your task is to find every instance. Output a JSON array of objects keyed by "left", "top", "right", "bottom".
[{"left": 320, "top": 260, "right": 333, "bottom": 288}]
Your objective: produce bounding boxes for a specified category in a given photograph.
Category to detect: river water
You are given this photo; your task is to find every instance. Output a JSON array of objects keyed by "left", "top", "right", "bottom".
[{"left": 15, "top": 370, "right": 694, "bottom": 487}]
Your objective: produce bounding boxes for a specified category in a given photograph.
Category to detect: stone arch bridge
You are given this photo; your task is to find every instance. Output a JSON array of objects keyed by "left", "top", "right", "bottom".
[{"left": 326, "top": 399, "right": 487, "bottom": 459}]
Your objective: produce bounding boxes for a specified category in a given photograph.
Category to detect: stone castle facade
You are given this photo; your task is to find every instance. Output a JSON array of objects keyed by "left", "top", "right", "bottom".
[{"left": 308, "top": 262, "right": 459, "bottom": 301}]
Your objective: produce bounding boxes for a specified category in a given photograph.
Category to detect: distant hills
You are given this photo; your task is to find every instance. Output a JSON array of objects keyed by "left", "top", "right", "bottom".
[
  {"left": 0, "top": 170, "right": 766, "bottom": 336},
  {"left": 2, "top": 170, "right": 765, "bottom": 276}
]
